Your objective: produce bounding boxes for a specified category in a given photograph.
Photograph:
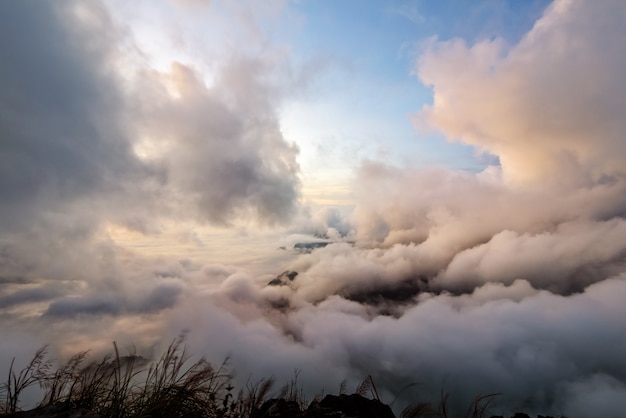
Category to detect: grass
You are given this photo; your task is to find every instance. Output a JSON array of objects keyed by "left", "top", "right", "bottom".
[
  {"left": 0, "top": 337, "right": 557, "bottom": 417},
  {"left": 0, "top": 334, "right": 245, "bottom": 417}
]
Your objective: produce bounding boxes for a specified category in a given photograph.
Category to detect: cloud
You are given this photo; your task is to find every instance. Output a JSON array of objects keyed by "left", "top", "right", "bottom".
[
  {"left": 193, "top": 271, "right": 626, "bottom": 415},
  {"left": 436, "top": 219, "right": 626, "bottom": 294},
  {"left": 0, "top": 1, "right": 142, "bottom": 232},
  {"left": 46, "top": 296, "right": 122, "bottom": 318},
  {"left": 0, "top": 286, "right": 65, "bottom": 309},
  {"left": 44, "top": 281, "right": 183, "bottom": 317},
  {"left": 136, "top": 60, "right": 300, "bottom": 225},
  {"left": 0, "top": 0, "right": 303, "bottom": 320},
  {"left": 0, "top": 0, "right": 301, "bottom": 237},
  {"left": 559, "top": 374, "right": 626, "bottom": 418},
  {"left": 414, "top": 0, "right": 626, "bottom": 187}
]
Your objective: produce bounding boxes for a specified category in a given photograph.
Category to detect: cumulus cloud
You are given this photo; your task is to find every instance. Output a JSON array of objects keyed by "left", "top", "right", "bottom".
[
  {"left": 136, "top": 60, "right": 300, "bottom": 225},
  {"left": 0, "top": 0, "right": 301, "bottom": 235},
  {"left": 190, "top": 271, "right": 626, "bottom": 415},
  {"left": 414, "top": 0, "right": 626, "bottom": 187},
  {"left": 291, "top": 0, "right": 626, "bottom": 301}
]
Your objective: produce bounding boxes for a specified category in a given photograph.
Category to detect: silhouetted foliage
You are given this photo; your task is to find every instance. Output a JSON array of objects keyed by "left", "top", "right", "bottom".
[{"left": 0, "top": 338, "right": 566, "bottom": 418}]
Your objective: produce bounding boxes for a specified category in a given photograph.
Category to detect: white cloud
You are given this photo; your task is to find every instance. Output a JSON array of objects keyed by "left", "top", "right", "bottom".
[{"left": 415, "top": 0, "right": 626, "bottom": 187}]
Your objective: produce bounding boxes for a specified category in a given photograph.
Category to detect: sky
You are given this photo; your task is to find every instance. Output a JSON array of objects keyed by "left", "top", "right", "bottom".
[{"left": 2, "top": 0, "right": 626, "bottom": 415}]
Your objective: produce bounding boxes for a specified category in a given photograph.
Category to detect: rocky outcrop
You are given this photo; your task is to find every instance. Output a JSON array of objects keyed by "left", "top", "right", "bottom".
[
  {"left": 305, "top": 394, "right": 395, "bottom": 418},
  {"left": 252, "top": 399, "right": 302, "bottom": 418},
  {"left": 253, "top": 394, "right": 394, "bottom": 418},
  {"left": 267, "top": 271, "right": 298, "bottom": 286},
  {"left": 340, "top": 278, "right": 428, "bottom": 306},
  {"left": 489, "top": 415, "right": 555, "bottom": 418},
  {"left": 1, "top": 397, "right": 564, "bottom": 418},
  {"left": 5, "top": 404, "right": 99, "bottom": 417}
]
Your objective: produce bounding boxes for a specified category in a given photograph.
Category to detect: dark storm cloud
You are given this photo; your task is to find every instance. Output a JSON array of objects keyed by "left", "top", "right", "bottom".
[
  {"left": 0, "top": 286, "right": 63, "bottom": 309},
  {"left": 46, "top": 296, "right": 122, "bottom": 317},
  {"left": 137, "top": 60, "right": 300, "bottom": 225},
  {"left": 0, "top": 2, "right": 142, "bottom": 231},
  {"left": 0, "top": 1, "right": 301, "bottom": 234},
  {"left": 44, "top": 282, "right": 183, "bottom": 318}
]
